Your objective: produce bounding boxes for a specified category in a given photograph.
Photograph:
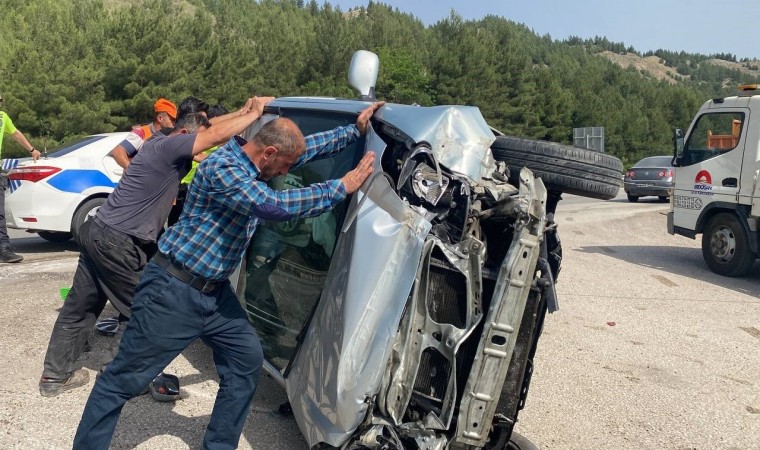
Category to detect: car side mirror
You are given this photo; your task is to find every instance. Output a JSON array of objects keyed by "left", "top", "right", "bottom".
[
  {"left": 348, "top": 50, "right": 379, "bottom": 101},
  {"left": 673, "top": 128, "right": 684, "bottom": 166}
]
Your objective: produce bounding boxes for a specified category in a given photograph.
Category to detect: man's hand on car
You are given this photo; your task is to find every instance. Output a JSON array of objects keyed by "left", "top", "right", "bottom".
[
  {"left": 356, "top": 102, "right": 385, "bottom": 135},
  {"left": 248, "top": 96, "right": 275, "bottom": 117},
  {"left": 341, "top": 152, "right": 375, "bottom": 194}
]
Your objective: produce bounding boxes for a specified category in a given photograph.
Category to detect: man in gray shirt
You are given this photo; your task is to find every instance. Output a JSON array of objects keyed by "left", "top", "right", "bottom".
[{"left": 38, "top": 96, "right": 273, "bottom": 397}]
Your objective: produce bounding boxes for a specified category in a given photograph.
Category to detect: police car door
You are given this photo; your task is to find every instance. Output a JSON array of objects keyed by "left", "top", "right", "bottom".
[{"left": 673, "top": 108, "right": 748, "bottom": 229}]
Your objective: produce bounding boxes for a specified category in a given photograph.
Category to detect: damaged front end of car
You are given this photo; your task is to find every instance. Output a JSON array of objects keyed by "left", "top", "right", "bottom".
[{"left": 283, "top": 105, "right": 557, "bottom": 450}]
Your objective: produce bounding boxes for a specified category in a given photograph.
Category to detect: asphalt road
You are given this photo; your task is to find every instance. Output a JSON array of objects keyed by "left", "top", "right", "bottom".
[{"left": 0, "top": 191, "right": 758, "bottom": 449}]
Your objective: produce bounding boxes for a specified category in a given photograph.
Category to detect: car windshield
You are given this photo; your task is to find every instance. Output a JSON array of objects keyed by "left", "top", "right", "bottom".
[
  {"left": 634, "top": 156, "right": 672, "bottom": 168},
  {"left": 47, "top": 135, "right": 106, "bottom": 158}
]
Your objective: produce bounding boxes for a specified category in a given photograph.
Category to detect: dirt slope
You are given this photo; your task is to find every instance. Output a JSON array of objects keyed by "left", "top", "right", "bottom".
[{"left": 598, "top": 50, "right": 760, "bottom": 85}]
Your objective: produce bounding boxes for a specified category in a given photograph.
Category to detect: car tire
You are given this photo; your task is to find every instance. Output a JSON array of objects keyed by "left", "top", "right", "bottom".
[
  {"left": 658, "top": 196, "right": 668, "bottom": 202},
  {"left": 72, "top": 197, "right": 106, "bottom": 244},
  {"left": 37, "top": 231, "right": 73, "bottom": 243},
  {"left": 505, "top": 432, "right": 539, "bottom": 450},
  {"left": 627, "top": 194, "right": 639, "bottom": 202},
  {"left": 701, "top": 212, "right": 756, "bottom": 277},
  {"left": 490, "top": 136, "right": 623, "bottom": 200}
]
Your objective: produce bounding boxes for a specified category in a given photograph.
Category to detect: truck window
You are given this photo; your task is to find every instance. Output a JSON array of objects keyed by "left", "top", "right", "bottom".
[
  {"left": 239, "top": 110, "right": 364, "bottom": 369},
  {"left": 682, "top": 112, "right": 744, "bottom": 166}
]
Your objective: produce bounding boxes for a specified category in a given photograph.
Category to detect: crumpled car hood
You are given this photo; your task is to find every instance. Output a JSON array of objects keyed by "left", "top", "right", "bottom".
[{"left": 374, "top": 104, "right": 497, "bottom": 183}]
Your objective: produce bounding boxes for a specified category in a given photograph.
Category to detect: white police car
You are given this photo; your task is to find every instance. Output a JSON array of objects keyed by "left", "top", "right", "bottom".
[{"left": 3, "top": 132, "right": 128, "bottom": 242}]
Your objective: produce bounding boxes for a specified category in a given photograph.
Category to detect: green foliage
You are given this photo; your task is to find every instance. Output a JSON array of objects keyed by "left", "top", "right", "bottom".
[{"left": 0, "top": 0, "right": 753, "bottom": 164}]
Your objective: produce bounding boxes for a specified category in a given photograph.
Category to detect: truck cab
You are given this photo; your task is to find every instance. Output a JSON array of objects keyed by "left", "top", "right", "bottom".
[{"left": 668, "top": 84, "right": 760, "bottom": 276}]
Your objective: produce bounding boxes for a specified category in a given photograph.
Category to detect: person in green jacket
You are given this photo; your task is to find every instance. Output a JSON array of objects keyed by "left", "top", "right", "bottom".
[{"left": 0, "top": 94, "right": 41, "bottom": 263}]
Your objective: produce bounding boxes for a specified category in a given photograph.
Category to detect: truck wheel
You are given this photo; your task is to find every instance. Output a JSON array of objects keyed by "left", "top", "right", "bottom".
[
  {"left": 702, "top": 213, "right": 756, "bottom": 276},
  {"left": 72, "top": 197, "right": 106, "bottom": 244},
  {"left": 37, "top": 231, "right": 73, "bottom": 243},
  {"left": 490, "top": 137, "right": 623, "bottom": 200},
  {"left": 627, "top": 194, "right": 639, "bottom": 202}
]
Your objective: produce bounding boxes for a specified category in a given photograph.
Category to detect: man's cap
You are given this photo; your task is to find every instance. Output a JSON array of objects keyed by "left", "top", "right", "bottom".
[{"left": 154, "top": 98, "right": 177, "bottom": 119}]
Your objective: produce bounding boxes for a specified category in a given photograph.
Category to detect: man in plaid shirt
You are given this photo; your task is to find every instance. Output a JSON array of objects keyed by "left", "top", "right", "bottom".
[{"left": 74, "top": 102, "right": 383, "bottom": 450}]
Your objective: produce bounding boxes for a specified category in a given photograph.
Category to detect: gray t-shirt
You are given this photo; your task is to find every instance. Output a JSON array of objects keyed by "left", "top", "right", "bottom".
[{"left": 97, "top": 133, "right": 196, "bottom": 242}]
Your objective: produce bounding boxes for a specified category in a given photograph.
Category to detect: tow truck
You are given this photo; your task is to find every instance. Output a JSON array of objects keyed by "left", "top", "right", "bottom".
[{"left": 669, "top": 83, "right": 760, "bottom": 276}]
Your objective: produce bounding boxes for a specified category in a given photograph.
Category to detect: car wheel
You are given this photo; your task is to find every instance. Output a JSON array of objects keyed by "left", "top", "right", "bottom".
[
  {"left": 701, "top": 213, "right": 756, "bottom": 276},
  {"left": 505, "top": 432, "right": 539, "bottom": 450},
  {"left": 37, "top": 231, "right": 73, "bottom": 243},
  {"left": 72, "top": 197, "right": 106, "bottom": 243},
  {"left": 627, "top": 194, "right": 639, "bottom": 202},
  {"left": 484, "top": 427, "right": 540, "bottom": 450},
  {"left": 490, "top": 136, "right": 623, "bottom": 200}
]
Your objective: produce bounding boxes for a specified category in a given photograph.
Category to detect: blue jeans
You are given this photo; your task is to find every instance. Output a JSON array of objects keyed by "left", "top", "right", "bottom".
[{"left": 73, "top": 261, "right": 263, "bottom": 450}]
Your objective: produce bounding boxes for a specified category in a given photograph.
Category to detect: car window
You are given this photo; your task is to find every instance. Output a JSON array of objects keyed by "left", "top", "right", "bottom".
[
  {"left": 682, "top": 112, "right": 744, "bottom": 166},
  {"left": 635, "top": 156, "right": 672, "bottom": 167},
  {"left": 240, "top": 109, "right": 363, "bottom": 369},
  {"left": 47, "top": 135, "right": 106, "bottom": 158}
]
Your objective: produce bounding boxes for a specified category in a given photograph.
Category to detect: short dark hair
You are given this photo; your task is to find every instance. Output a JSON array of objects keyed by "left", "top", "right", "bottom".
[
  {"left": 208, "top": 104, "right": 229, "bottom": 119},
  {"left": 175, "top": 113, "right": 210, "bottom": 133},
  {"left": 177, "top": 96, "right": 209, "bottom": 119},
  {"left": 252, "top": 118, "right": 303, "bottom": 155}
]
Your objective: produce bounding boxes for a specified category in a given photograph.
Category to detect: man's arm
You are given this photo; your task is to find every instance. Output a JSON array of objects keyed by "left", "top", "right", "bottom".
[
  {"left": 109, "top": 130, "right": 145, "bottom": 169},
  {"left": 11, "top": 130, "right": 40, "bottom": 161},
  {"left": 207, "top": 97, "right": 257, "bottom": 125},
  {"left": 192, "top": 97, "right": 274, "bottom": 155},
  {"left": 209, "top": 152, "right": 375, "bottom": 220},
  {"left": 110, "top": 145, "right": 131, "bottom": 169},
  {"left": 295, "top": 102, "right": 384, "bottom": 168},
  {"left": 296, "top": 125, "right": 360, "bottom": 168}
]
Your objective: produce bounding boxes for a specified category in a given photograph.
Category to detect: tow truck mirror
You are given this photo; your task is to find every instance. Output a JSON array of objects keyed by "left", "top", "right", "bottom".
[
  {"left": 347, "top": 50, "right": 379, "bottom": 101},
  {"left": 673, "top": 128, "right": 684, "bottom": 166}
]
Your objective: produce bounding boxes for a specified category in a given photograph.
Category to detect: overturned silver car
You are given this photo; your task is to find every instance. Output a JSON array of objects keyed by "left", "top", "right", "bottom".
[{"left": 234, "top": 51, "right": 622, "bottom": 450}]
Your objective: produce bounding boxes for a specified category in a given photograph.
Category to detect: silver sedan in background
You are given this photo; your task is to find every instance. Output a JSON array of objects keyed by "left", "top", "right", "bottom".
[{"left": 624, "top": 155, "right": 673, "bottom": 202}]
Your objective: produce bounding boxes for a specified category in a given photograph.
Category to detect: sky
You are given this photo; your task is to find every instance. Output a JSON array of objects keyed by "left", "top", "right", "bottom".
[{"left": 330, "top": 0, "right": 760, "bottom": 60}]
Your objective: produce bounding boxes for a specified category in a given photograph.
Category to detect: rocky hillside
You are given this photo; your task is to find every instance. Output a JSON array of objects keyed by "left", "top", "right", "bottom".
[{"left": 598, "top": 50, "right": 760, "bottom": 85}]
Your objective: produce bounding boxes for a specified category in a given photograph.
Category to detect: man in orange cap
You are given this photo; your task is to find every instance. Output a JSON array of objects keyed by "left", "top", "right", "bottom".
[
  {"left": 143, "top": 97, "right": 177, "bottom": 135},
  {"left": 110, "top": 97, "right": 177, "bottom": 169}
]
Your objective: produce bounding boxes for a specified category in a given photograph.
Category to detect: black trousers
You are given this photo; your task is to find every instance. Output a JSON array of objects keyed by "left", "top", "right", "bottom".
[
  {"left": 0, "top": 173, "right": 11, "bottom": 250},
  {"left": 42, "top": 218, "right": 153, "bottom": 379}
]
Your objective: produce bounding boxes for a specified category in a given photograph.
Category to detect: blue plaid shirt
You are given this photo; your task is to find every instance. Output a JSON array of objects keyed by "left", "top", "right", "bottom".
[{"left": 158, "top": 124, "right": 360, "bottom": 281}]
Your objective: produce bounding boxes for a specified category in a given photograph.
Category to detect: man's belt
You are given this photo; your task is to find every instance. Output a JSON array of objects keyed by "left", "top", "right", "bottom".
[{"left": 153, "top": 252, "right": 221, "bottom": 294}]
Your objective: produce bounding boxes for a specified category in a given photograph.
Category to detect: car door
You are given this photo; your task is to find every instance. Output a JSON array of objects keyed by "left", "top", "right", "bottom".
[{"left": 673, "top": 109, "right": 748, "bottom": 229}]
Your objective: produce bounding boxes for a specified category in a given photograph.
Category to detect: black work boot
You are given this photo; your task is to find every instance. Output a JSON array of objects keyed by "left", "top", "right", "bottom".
[
  {"left": 0, "top": 248, "right": 22, "bottom": 263},
  {"left": 39, "top": 369, "right": 90, "bottom": 397}
]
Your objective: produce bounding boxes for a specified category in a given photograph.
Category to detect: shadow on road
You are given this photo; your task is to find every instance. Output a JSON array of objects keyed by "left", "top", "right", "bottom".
[
  {"left": 577, "top": 244, "right": 760, "bottom": 299},
  {"left": 10, "top": 234, "right": 79, "bottom": 254},
  {"left": 605, "top": 196, "right": 669, "bottom": 204},
  {"left": 77, "top": 326, "right": 306, "bottom": 449},
  {"left": 22, "top": 232, "right": 306, "bottom": 448}
]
